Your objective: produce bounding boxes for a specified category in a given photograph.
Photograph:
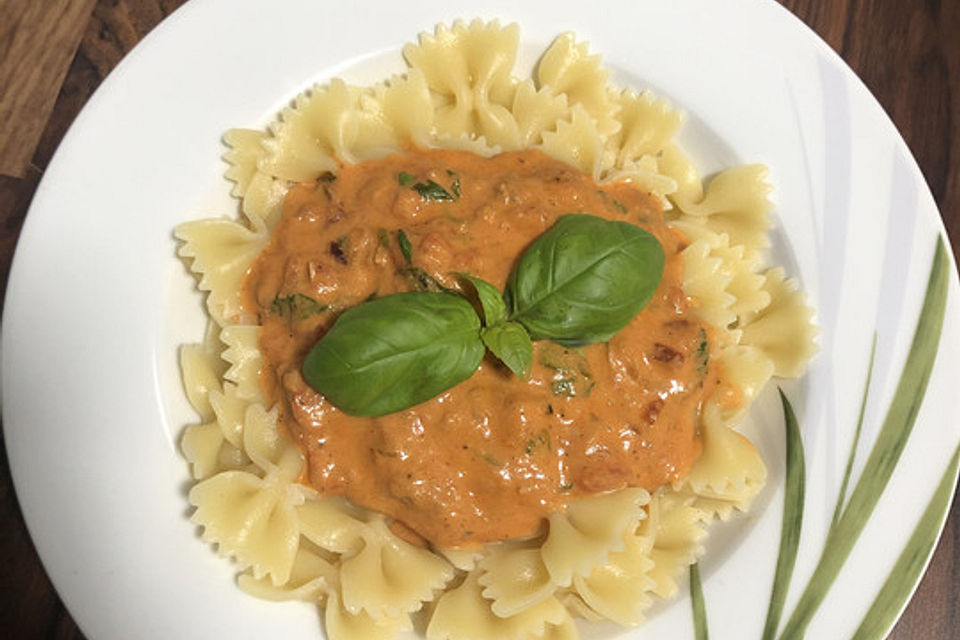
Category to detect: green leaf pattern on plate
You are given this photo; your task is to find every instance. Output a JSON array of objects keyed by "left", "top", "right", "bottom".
[
  {"left": 693, "top": 237, "right": 954, "bottom": 640},
  {"left": 761, "top": 389, "right": 806, "bottom": 640},
  {"left": 850, "top": 441, "right": 960, "bottom": 640},
  {"left": 690, "top": 563, "right": 709, "bottom": 640}
]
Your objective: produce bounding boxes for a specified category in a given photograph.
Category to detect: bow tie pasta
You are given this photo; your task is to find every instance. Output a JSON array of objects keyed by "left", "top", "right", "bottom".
[{"left": 176, "top": 19, "right": 817, "bottom": 640}]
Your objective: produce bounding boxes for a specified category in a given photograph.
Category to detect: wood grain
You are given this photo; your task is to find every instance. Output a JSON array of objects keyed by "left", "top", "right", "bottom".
[
  {"left": 0, "top": 0, "right": 97, "bottom": 178},
  {"left": 0, "top": 1, "right": 956, "bottom": 639}
]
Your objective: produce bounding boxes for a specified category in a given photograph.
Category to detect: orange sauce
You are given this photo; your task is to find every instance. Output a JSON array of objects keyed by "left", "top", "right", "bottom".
[{"left": 242, "top": 148, "right": 717, "bottom": 549}]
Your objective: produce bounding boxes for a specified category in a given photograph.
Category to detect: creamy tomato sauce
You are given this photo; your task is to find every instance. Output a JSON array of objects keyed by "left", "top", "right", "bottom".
[{"left": 242, "top": 148, "right": 717, "bottom": 549}]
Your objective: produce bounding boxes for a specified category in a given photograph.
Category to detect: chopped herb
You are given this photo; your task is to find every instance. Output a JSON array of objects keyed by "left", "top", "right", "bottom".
[
  {"left": 696, "top": 328, "right": 709, "bottom": 377},
  {"left": 270, "top": 293, "right": 329, "bottom": 320},
  {"left": 524, "top": 430, "right": 552, "bottom": 455},
  {"left": 330, "top": 237, "right": 348, "bottom": 264},
  {"left": 397, "top": 171, "right": 415, "bottom": 186},
  {"left": 539, "top": 341, "right": 595, "bottom": 397},
  {"left": 374, "top": 448, "right": 398, "bottom": 458},
  {"left": 598, "top": 189, "right": 627, "bottom": 213},
  {"left": 559, "top": 481, "right": 574, "bottom": 491},
  {"left": 397, "top": 229, "right": 413, "bottom": 265},
  {"left": 451, "top": 178, "right": 461, "bottom": 198},
  {"left": 393, "top": 230, "right": 451, "bottom": 292},
  {"left": 399, "top": 266, "right": 451, "bottom": 293},
  {"left": 412, "top": 179, "right": 456, "bottom": 201},
  {"left": 551, "top": 378, "right": 576, "bottom": 397},
  {"left": 377, "top": 228, "right": 390, "bottom": 248},
  {"left": 482, "top": 453, "right": 503, "bottom": 467},
  {"left": 317, "top": 171, "right": 336, "bottom": 183}
]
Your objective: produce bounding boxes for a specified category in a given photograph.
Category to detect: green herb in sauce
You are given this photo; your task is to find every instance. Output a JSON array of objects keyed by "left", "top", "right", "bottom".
[
  {"left": 270, "top": 293, "right": 329, "bottom": 320},
  {"left": 482, "top": 453, "right": 504, "bottom": 467},
  {"left": 525, "top": 430, "right": 552, "bottom": 455},
  {"left": 696, "top": 328, "right": 710, "bottom": 379},
  {"left": 412, "top": 179, "right": 457, "bottom": 201},
  {"left": 397, "top": 229, "right": 413, "bottom": 265},
  {"left": 400, "top": 266, "right": 451, "bottom": 293},
  {"left": 539, "top": 341, "right": 595, "bottom": 397}
]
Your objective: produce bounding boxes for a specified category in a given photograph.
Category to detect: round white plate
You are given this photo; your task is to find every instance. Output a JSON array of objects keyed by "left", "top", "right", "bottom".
[{"left": 4, "top": 1, "right": 958, "bottom": 639}]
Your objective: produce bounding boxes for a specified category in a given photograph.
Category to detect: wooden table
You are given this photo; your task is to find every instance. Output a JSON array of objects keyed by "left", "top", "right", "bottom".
[{"left": 0, "top": 1, "right": 956, "bottom": 638}]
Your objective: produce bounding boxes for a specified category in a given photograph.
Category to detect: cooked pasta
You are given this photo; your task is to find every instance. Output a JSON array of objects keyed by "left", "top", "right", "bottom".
[{"left": 176, "top": 19, "right": 817, "bottom": 639}]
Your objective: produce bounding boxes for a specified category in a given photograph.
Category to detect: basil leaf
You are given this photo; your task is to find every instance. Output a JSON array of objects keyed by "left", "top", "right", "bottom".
[
  {"left": 302, "top": 292, "right": 484, "bottom": 417},
  {"left": 457, "top": 273, "right": 506, "bottom": 326},
  {"left": 482, "top": 321, "right": 533, "bottom": 378},
  {"left": 505, "top": 214, "right": 664, "bottom": 345}
]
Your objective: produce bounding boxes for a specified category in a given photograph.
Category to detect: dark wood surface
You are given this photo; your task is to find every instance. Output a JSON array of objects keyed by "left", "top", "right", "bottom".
[{"left": 0, "top": 1, "right": 956, "bottom": 638}]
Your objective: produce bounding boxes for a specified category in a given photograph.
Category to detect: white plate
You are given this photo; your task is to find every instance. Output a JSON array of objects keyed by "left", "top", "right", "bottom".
[{"left": 4, "top": 0, "right": 959, "bottom": 638}]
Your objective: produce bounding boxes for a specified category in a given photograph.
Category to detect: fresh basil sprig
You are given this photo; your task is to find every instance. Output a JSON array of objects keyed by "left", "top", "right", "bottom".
[
  {"left": 302, "top": 214, "right": 664, "bottom": 416},
  {"left": 302, "top": 292, "right": 484, "bottom": 417},
  {"left": 458, "top": 273, "right": 533, "bottom": 377},
  {"left": 458, "top": 273, "right": 506, "bottom": 325},
  {"left": 481, "top": 322, "right": 533, "bottom": 378},
  {"left": 505, "top": 214, "right": 664, "bottom": 346}
]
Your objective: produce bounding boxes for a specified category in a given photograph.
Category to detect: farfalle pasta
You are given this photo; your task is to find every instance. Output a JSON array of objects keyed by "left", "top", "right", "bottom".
[
  {"left": 540, "top": 489, "right": 650, "bottom": 588},
  {"left": 176, "top": 218, "right": 269, "bottom": 324},
  {"left": 176, "top": 19, "right": 817, "bottom": 640},
  {"left": 572, "top": 528, "right": 656, "bottom": 626}
]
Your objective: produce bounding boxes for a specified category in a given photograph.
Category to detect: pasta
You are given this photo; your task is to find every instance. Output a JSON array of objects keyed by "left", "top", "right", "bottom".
[{"left": 176, "top": 20, "right": 817, "bottom": 640}]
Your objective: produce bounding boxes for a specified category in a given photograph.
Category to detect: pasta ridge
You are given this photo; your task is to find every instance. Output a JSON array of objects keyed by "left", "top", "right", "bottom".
[
  {"left": 175, "top": 217, "right": 269, "bottom": 325},
  {"left": 536, "top": 32, "right": 620, "bottom": 139},
  {"left": 740, "top": 267, "right": 819, "bottom": 377},
  {"left": 541, "top": 488, "right": 650, "bottom": 587},
  {"left": 477, "top": 541, "right": 556, "bottom": 617},
  {"left": 222, "top": 128, "right": 266, "bottom": 198}
]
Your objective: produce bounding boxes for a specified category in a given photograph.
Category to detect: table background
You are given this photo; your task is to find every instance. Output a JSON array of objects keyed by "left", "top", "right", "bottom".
[{"left": 0, "top": 0, "right": 956, "bottom": 637}]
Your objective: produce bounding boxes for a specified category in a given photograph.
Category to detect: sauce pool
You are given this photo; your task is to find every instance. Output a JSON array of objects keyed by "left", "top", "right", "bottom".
[{"left": 242, "top": 148, "right": 717, "bottom": 549}]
